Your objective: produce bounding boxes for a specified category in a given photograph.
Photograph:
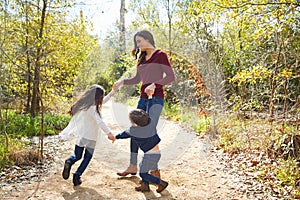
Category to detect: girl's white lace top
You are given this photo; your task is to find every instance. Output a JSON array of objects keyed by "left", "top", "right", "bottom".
[{"left": 59, "top": 92, "right": 113, "bottom": 148}]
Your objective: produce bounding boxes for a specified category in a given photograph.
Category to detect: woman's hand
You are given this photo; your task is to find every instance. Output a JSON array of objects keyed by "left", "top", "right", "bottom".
[
  {"left": 113, "top": 80, "right": 124, "bottom": 91},
  {"left": 144, "top": 83, "right": 155, "bottom": 99}
]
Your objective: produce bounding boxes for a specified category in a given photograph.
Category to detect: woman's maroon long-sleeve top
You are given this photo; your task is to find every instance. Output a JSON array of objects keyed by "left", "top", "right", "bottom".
[{"left": 123, "top": 50, "right": 175, "bottom": 98}]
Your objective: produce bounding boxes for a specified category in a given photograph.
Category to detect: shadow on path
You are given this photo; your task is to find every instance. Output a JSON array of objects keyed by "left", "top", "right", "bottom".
[{"left": 62, "top": 186, "right": 105, "bottom": 200}]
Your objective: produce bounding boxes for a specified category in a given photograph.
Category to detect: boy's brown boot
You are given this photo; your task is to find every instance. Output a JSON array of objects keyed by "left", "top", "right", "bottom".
[
  {"left": 135, "top": 182, "right": 150, "bottom": 192},
  {"left": 156, "top": 180, "right": 168, "bottom": 193},
  {"left": 150, "top": 169, "right": 161, "bottom": 178},
  {"left": 139, "top": 170, "right": 161, "bottom": 184}
]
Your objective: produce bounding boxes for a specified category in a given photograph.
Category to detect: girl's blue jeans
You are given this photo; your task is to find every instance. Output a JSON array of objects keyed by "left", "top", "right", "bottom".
[
  {"left": 139, "top": 152, "right": 161, "bottom": 184},
  {"left": 130, "top": 97, "right": 164, "bottom": 166},
  {"left": 68, "top": 145, "right": 94, "bottom": 176}
]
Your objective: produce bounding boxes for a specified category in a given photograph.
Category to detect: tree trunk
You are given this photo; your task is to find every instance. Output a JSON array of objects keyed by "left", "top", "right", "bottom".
[
  {"left": 31, "top": 0, "right": 47, "bottom": 117},
  {"left": 0, "top": 102, "right": 9, "bottom": 151},
  {"left": 119, "top": 0, "right": 126, "bottom": 54},
  {"left": 269, "top": 35, "right": 282, "bottom": 119},
  {"left": 0, "top": 0, "right": 9, "bottom": 151},
  {"left": 25, "top": 0, "right": 32, "bottom": 113},
  {"left": 166, "top": 0, "right": 172, "bottom": 54},
  {"left": 40, "top": 95, "right": 45, "bottom": 160}
]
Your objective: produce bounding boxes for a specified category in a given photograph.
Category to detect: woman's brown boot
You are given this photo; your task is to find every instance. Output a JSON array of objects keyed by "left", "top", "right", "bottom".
[
  {"left": 117, "top": 164, "right": 137, "bottom": 177},
  {"left": 156, "top": 180, "right": 168, "bottom": 193},
  {"left": 135, "top": 182, "right": 150, "bottom": 192}
]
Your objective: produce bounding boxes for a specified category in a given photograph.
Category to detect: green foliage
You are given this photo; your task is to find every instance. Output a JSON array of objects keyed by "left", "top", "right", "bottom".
[
  {"left": 0, "top": 0, "right": 98, "bottom": 115},
  {"left": 94, "top": 53, "right": 137, "bottom": 94},
  {"left": 1, "top": 110, "right": 70, "bottom": 138},
  {"left": 167, "top": 53, "right": 210, "bottom": 106},
  {"left": 215, "top": 112, "right": 300, "bottom": 197},
  {"left": 128, "top": 0, "right": 167, "bottom": 32},
  {"left": 182, "top": 110, "right": 207, "bottom": 134},
  {"left": 0, "top": 136, "right": 38, "bottom": 171},
  {"left": 229, "top": 65, "right": 271, "bottom": 86},
  {"left": 275, "top": 158, "right": 300, "bottom": 188},
  {"left": 106, "top": 54, "right": 141, "bottom": 103},
  {"left": 271, "top": 131, "right": 300, "bottom": 159},
  {"left": 215, "top": 129, "right": 244, "bottom": 153},
  {"left": 0, "top": 137, "right": 18, "bottom": 169},
  {"left": 162, "top": 102, "right": 182, "bottom": 121}
]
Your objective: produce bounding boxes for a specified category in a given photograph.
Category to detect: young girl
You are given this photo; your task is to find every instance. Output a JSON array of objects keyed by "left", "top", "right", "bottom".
[{"left": 59, "top": 84, "right": 115, "bottom": 186}]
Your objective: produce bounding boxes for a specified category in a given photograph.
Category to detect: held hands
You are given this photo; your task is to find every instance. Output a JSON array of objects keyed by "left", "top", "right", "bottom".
[
  {"left": 113, "top": 80, "right": 124, "bottom": 91},
  {"left": 107, "top": 133, "right": 116, "bottom": 143},
  {"left": 144, "top": 83, "right": 155, "bottom": 99}
]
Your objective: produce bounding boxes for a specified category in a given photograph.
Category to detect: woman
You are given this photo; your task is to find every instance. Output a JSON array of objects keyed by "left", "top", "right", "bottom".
[{"left": 114, "top": 30, "right": 175, "bottom": 177}]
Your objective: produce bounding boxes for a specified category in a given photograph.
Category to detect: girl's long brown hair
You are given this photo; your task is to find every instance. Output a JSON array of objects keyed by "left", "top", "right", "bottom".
[
  {"left": 132, "top": 30, "right": 155, "bottom": 66},
  {"left": 70, "top": 84, "right": 105, "bottom": 117}
]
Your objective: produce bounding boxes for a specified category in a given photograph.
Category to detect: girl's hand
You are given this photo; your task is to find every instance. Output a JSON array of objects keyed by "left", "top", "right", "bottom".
[
  {"left": 107, "top": 133, "right": 116, "bottom": 143},
  {"left": 113, "top": 80, "right": 124, "bottom": 91}
]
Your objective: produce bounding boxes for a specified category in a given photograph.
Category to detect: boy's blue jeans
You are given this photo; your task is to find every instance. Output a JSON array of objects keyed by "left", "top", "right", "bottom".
[
  {"left": 139, "top": 152, "right": 161, "bottom": 184},
  {"left": 68, "top": 145, "right": 94, "bottom": 175},
  {"left": 130, "top": 97, "right": 164, "bottom": 166}
]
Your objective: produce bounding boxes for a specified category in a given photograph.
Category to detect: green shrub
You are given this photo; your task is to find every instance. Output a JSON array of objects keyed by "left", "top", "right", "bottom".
[
  {"left": 162, "top": 102, "right": 182, "bottom": 121},
  {"left": 275, "top": 158, "right": 300, "bottom": 188},
  {"left": 0, "top": 110, "right": 71, "bottom": 138},
  {"left": 0, "top": 136, "right": 32, "bottom": 171},
  {"left": 0, "top": 110, "right": 71, "bottom": 172}
]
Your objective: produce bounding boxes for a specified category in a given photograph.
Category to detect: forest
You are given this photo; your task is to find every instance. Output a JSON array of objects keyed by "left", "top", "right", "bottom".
[{"left": 0, "top": 0, "right": 299, "bottom": 199}]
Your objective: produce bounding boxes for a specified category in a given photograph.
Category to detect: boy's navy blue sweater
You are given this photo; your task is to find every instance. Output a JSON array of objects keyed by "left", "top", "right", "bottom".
[{"left": 115, "top": 118, "right": 161, "bottom": 153}]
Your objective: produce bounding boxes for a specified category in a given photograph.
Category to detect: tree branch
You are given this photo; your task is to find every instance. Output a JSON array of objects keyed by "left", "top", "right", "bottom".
[{"left": 212, "top": 2, "right": 300, "bottom": 9}]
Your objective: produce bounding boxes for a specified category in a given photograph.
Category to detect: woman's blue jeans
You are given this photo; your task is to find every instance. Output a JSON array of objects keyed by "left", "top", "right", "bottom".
[
  {"left": 68, "top": 145, "right": 94, "bottom": 175},
  {"left": 130, "top": 97, "right": 164, "bottom": 166}
]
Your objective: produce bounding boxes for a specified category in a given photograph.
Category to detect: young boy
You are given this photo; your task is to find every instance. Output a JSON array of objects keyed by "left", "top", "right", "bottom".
[{"left": 114, "top": 109, "right": 168, "bottom": 193}]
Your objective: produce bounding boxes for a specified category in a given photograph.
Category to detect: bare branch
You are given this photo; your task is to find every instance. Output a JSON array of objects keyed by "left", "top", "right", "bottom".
[{"left": 212, "top": 1, "right": 300, "bottom": 9}]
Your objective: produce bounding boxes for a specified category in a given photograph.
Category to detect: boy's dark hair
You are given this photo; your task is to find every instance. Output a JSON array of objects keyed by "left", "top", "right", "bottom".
[{"left": 129, "top": 109, "right": 149, "bottom": 127}]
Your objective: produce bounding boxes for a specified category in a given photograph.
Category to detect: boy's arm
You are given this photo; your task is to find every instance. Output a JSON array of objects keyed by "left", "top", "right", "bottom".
[{"left": 115, "top": 130, "right": 131, "bottom": 139}]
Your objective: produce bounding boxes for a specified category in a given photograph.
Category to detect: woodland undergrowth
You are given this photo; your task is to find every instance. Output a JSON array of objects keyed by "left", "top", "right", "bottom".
[{"left": 215, "top": 112, "right": 300, "bottom": 199}]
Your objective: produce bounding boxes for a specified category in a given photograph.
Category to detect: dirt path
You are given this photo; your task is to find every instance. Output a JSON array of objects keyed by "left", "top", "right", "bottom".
[{"left": 1, "top": 101, "right": 249, "bottom": 200}]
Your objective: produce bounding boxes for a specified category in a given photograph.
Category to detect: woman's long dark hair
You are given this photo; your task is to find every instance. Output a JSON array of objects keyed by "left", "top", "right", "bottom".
[
  {"left": 70, "top": 84, "right": 105, "bottom": 117},
  {"left": 132, "top": 30, "right": 155, "bottom": 66}
]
